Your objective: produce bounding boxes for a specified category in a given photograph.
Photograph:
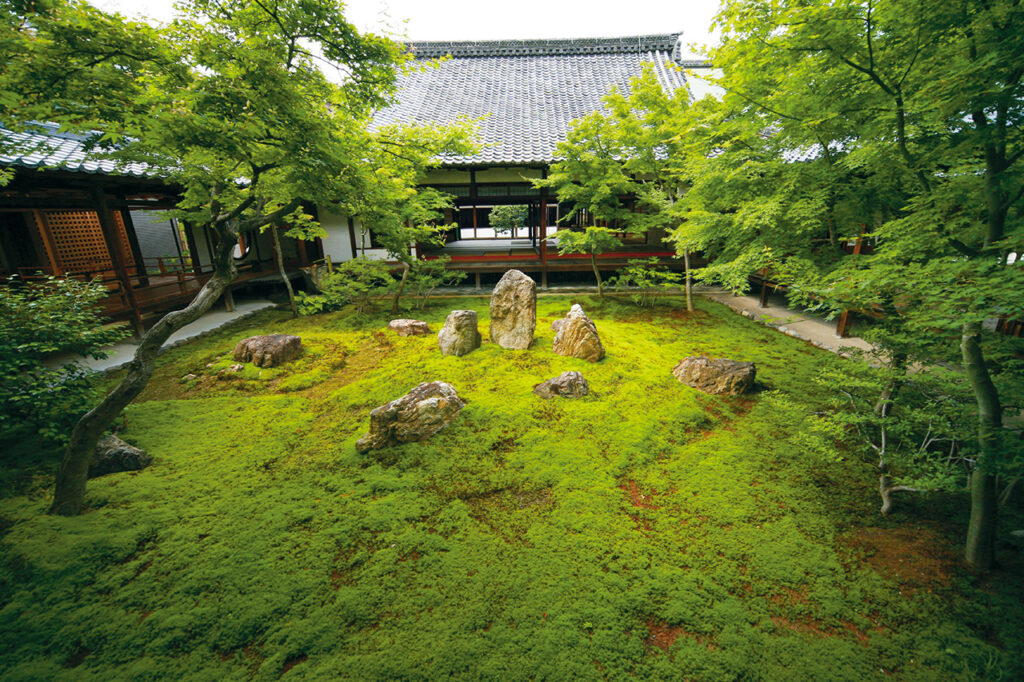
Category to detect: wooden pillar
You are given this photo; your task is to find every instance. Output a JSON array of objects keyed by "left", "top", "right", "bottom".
[
  {"left": 31, "top": 210, "right": 63, "bottom": 275},
  {"left": 92, "top": 187, "right": 143, "bottom": 336},
  {"left": 474, "top": 271, "right": 481, "bottom": 289},
  {"left": 540, "top": 193, "right": 549, "bottom": 289},
  {"left": 347, "top": 216, "right": 358, "bottom": 258},
  {"left": 223, "top": 287, "right": 235, "bottom": 312},
  {"left": 184, "top": 222, "right": 202, "bottom": 275},
  {"left": 296, "top": 233, "right": 309, "bottom": 265},
  {"left": 836, "top": 232, "right": 865, "bottom": 337},
  {"left": 119, "top": 202, "right": 149, "bottom": 287},
  {"left": 836, "top": 310, "right": 852, "bottom": 338}
]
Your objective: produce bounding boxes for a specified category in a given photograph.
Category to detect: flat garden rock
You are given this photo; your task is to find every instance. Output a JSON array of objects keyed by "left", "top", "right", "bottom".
[
  {"left": 438, "top": 310, "right": 481, "bottom": 357},
  {"left": 533, "top": 371, "right": 589, "bottom": 399},
  {"left": 672, "top": 356, "right": 756, "bottom": 395},
  {"left": 356, "top": 381, "right": 465, "bottom": 453},
  {"left": 89, "top": 435, "right": 152, "bottom": 478},
  {"left": 388, "top": 319, "right": 431, "bottom": 336},
  {"left": 489, "top": 269, "right": 536, "bottom": 349},
  {"left": 552, "top": 304, "right": 605, "bottom": 362},
  {"left": 233, "top": 334, "right": 302, "bottom": 368}
]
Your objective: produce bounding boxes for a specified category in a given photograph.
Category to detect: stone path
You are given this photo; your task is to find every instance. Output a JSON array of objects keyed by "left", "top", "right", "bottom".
[
  {"left": 46, "top": 299, "right": 276, "bottom": 373},
  {"left": 699, "top": 287, "right": 875, "bottom": 357}
]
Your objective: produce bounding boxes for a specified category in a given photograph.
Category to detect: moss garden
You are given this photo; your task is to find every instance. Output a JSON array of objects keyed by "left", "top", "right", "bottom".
[{"left": 1, "top": 295, "right": 1021, "bottom": 681}]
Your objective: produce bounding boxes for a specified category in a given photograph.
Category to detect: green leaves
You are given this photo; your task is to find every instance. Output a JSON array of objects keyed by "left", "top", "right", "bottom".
[{"left": 0, "top": 276, "right": 128, "bottom": 442}]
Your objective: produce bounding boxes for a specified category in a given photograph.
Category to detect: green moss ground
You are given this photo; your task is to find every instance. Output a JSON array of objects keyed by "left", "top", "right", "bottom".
[{"left": 1, "top": 295, "right": 1021, "bottom": 680}]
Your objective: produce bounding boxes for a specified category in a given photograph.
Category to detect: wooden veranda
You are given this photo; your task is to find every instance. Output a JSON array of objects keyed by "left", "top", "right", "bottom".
[{"left": 0, "top": 168, "right": 318, "bottom": 335}]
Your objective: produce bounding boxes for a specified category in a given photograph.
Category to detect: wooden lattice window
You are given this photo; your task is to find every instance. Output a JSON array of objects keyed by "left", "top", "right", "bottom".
[{"left": 34, "top": 209, "right": 135, "bottom": 274}]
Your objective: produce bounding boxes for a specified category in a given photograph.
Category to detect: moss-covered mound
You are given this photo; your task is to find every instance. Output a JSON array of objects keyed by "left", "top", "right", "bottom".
[{"left": 0, "top": 296, "right": 1020, "bottom": 680}]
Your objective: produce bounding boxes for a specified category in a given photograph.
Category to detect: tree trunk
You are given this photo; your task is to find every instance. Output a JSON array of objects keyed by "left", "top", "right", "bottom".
[
  {"left": 961, "top": 321, "right": 1002, "bottom": 571},
  {"left": 270, "top": 223, "right": 297, "bottom": 317},
  {"left": 591, "top": 253, "right": 603, "bottom": 297},
  {"left": 392, "top": 261, "right": 410, "bottom": 314},
  {"left": 683, "top": 250, "right": 693, "bottom": 312},
  {"left": 48, "top": 222, "right": 239, "bottom": 516}
]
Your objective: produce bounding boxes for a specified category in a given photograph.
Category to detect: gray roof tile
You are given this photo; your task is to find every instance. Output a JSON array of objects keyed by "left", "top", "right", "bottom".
[
  {"left": 0, "top": 122, "right": 154, "bottom": 177},
  {"left": 374, "top": 34, "right": 692, "bottom": 166}
]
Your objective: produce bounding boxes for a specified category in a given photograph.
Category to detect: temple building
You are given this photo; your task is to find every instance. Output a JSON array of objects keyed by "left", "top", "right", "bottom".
[{"left": 316, "top": 33, "right": 710, "bottom": 287}]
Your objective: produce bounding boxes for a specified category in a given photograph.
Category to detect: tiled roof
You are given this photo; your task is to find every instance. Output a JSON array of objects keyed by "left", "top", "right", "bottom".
[
  {"left": 0, "top": 122, "right": 154, "bottom": 177},
  {"left": 374, "top": 34, "right": 691, "bottom": 166}
]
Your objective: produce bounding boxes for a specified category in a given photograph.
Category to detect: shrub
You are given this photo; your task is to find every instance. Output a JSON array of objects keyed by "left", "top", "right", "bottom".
[
  {"left": 297, "top": 257, "right": 395, "bottom": 315},
  {"left": 408, "top": 256, "right": 467, "bottom": 310},
  {"left": 609, "top": 258, "right": 682, "bottom": 307},
  {"left": 0, "top": 276, "right": 128, "bottom": 443}
]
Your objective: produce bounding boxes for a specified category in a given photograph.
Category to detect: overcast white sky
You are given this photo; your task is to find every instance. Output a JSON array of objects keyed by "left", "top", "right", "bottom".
[{"left": 90, "top": 0, "right": 722, "bottom": 58}]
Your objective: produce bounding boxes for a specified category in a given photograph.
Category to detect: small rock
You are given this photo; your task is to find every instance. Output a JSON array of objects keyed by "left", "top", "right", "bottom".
[
  {"left": 229, "top": 363, "right": 244, "bottom": 372},
  {"left": 672, "top": 356, "right": 756, "bottom": 395},
  {"left": 356, "top": 381, "right": 465, "bottom": 453},
  {"left": 233, "top": 334, "right": 303, "bottom": 368},
  {"left": 181, "top": 373, "right": 197, "bottom": 381},
  {"left": 552, "top": 304, "right": 605, "bottom": 362},
  {"left": 534, "top": 371, "right": 589, "bottom": 399},
  {"left": 89, "top": 435, "right": 152, "bottom": 478},
  {"left": 489, "top": 269, "right": 537, "bottom": 350},
  {"left": 388, "top": 319, "right": 431, "bottom": 336},
  {"left": 438, "top": 310, "right": 481, "bottom": 357}
]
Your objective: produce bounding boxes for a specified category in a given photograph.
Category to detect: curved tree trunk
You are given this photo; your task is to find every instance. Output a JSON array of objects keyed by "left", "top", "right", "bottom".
[
  {"left": 961, "top": 322, "right": 1002, "bottom": 571},
  {"left": 48, "top": 222, "right": 239, "bottom": 516},
  {"left": 270, "top": 223, "right": 297, "bottom": 317},
  {"left": 591, "top": 253, "right": 603, "bottom": 297}
]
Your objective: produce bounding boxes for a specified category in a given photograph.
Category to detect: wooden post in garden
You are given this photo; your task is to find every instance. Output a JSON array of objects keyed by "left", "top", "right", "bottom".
[{"left": 836, "top": 232, "right": 865, "bottom": 337}]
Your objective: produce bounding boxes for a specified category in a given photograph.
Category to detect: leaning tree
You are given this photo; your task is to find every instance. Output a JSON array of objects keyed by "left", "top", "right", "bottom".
[{"left": 2, "top": 0, "right": 468, "bottom": 516}]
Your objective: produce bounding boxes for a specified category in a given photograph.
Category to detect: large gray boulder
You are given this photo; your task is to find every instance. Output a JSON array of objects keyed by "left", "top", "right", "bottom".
[
  {"left": 388, "top": 319, "right": 431, "bottom": 336},
  {"left": 533, "top": 371, "right": 589, "bottom": 399},
  {"left": 438, "top": 310, "right": 481, "bottom": 357},
  {"left": 489, "top": 269, "right": 536, "bottom": 350},
  {"left": 552, "top": 304, "right": 605, "bottom": 362},
  {"left": 233, "top": 334, "right": 303, "bottom": 368},
  {"left": 89, "top": 435, "right": 152, "bottom": 478},
  {"left": 356, "top": 381, "right": 465, "bottom": 453},
  {"left": 672, "top": 356, "right": 756, "bottom": 395}
]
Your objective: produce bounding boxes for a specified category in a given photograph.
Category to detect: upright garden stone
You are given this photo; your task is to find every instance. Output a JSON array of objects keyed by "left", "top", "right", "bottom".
[
  {"left": 89, "top": 435, "right": 152, "bottom": 478},
  {"left": 533, "top": 371, "right": 589, "bottom": 399},
  {"left": 388, "top": 319, "right": 431, "bottom": 336},
  {"left": 672, "top": 356, "right": 756, "bottom": 395},
  {"left": 356, "top": 381, "right": 465, "bottom": 453},
  {"left": 489, "top": 269, "right": 536, "bottom": 349},
  {"left": 552, "top": 304, "right": 605, "bottom": 362},
  {"left": 233, "top": 334, "right": 303, "bottom": 367},
  {"left": 438, "top": 310, "right": 481, "bottom": 356}
]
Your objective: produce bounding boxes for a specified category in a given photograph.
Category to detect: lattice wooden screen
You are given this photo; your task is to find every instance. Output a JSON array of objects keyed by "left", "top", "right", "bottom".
[{"left": 36, "top": 209, "right": 135, "bottom": 274}]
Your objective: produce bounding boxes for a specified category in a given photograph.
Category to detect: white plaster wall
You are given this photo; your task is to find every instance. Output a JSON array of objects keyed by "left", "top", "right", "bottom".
[{"left": 317, "top": 205, "right": 354, "bottom": 264}]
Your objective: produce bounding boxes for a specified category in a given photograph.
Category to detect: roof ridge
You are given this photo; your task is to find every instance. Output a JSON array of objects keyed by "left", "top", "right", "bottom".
[{"left": 407, "top": 34, "right": 682, "bottom": 59}]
